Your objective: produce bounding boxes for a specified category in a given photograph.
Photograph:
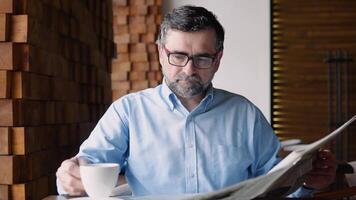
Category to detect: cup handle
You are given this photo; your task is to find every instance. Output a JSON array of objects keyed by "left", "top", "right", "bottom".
[{"left": 110, "top": 183, "right": 132, "bottom": 196}]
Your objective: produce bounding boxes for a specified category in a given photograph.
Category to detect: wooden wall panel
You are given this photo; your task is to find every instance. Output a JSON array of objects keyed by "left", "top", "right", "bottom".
[
  {"left": 11, "top": 126, "right": 56, "bottom": 155},
  {"left": 0, "top": 70, "right": 11, "bottom": 98},
  {"left": 0, "top": 0, "right": 114, "bottom": 199},
  {"left": 10, "top": 15, "right": 28, "bottom": 42},
  {"left": 0, "top": 185, "right": 9, "bottom": 200},
  {"left": 0, "top": 13, "right": 10, "bottom": 41},
  {"left": 0, "top": 127, "right": 11, "bottom": 155},
  {"left": 0, "top": 43, "right": 27, "bottom": 70},
  {"left": 111, "top": 0, "right": 162, "bottom": 100},
  {"left": 11, "top": 176, "right": 49, "bottom": 200},
  {"left": 0, "top": 0, "right": 13, "bottom": 14},
  {"left": 0, "top": 156, "right": 25, "bottom": 184},
  {"left": 0, "top": 99, "right": 16, "bottom": 126}
]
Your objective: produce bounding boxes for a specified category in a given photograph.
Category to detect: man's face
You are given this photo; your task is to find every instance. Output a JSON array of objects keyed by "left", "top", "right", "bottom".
[{"left": 158, "top": 29, "right": 223, "bottom": 98}]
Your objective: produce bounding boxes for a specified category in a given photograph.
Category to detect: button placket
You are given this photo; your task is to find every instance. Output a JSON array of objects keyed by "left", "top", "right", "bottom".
[{"left": 184, "top": 115, "right": 197, "bottom": 193}]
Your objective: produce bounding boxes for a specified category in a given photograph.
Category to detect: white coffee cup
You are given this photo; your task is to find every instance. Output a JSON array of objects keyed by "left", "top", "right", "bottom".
[{"left": 80, "top": 163, "right": 120, "bottom": 198}]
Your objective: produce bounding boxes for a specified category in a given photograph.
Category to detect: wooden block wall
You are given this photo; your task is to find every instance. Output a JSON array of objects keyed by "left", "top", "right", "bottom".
[
  {"left": 0, "top": 0, "right": 114, "bottom": 199},
  {"left": 112, "top": 0, "right": 162, "bottom": 100}
]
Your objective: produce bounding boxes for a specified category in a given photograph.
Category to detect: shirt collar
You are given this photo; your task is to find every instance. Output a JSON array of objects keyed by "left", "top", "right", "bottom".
[
  {"left": 201, "top": 83, "right": 214, "bottom": 112},
  {"left": 161, "top": 79, "right": 176, "bottom": 110},
  {"left": 161, "top": 78, "right": 215, "bottom": 112}
]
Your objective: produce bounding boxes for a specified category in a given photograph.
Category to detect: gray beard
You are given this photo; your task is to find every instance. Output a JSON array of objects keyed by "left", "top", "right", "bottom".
[{"left": 166, "top": 73, "right": 205, "bottom": 98}]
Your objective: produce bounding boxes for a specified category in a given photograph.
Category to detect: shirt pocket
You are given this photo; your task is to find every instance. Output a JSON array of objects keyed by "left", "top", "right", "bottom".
[{"left": 213, "top": 145, "right": 252, "bottom": 188}]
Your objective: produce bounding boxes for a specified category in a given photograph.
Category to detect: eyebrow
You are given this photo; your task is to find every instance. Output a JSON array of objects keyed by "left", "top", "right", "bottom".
[
  {"left": 171, "top": 51, "right": 215, "bottom": 57},
  {"left": 194, "top": 53, "right": 215, "bottom": 57},
  {"left": 170, "top": 50, "right": 189, "bottom": 55}
]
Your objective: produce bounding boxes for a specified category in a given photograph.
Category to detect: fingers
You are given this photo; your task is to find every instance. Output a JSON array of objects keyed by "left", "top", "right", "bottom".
[
  {"left": 313, "top": 159, "right": 336, "bottom": 170},
  {"left": 56, "top": 169, "right": 85, "bottom": 196},
  {"left": 77, "top": 156, "right": 90, "bottom": 166},
  {"left": 59, "top": 158, "right": 81, "bottom": 179},
  {"left": 304, "top": 149, "right": 337, "bottom": 190},
  {"left": 56, "top": 157, "right": 86, "bottom": 196},
  {"left": 313, "top": 149, "right": 335, "bottom": 166},
  {"left": 304, "top": 168, "right": 336, "bottom": 190},
  {"left": 318, "top": 149, "right": 336, "bottom": 162},
  {"left": 313, "top": 149, "right": 336, "bottom": 176},
  {"left": 308, "top": 167, "right": 335, "bottom": 176}
]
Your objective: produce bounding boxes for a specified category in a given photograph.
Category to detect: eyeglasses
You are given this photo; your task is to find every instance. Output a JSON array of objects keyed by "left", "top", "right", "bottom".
[{"left": 163, "top": 46, "right": 218, "bottom": 69}]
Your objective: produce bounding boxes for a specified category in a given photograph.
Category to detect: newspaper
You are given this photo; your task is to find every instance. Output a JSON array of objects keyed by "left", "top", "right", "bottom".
[{"left": 182, "top": 115, "right": 356, "bottom": 200}]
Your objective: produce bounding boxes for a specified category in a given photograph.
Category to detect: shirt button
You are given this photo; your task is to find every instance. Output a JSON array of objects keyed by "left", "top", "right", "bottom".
[
  {"left": 188, "top": 144, "right": 194, "bottom": 148},
  {"left": 191, "top": 174, "right": 195, "bottom": 178}
]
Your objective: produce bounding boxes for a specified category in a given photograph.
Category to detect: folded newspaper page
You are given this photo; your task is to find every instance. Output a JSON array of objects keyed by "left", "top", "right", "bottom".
[{"left": 183, "top": 115, "right": 356, "bottom": 200}]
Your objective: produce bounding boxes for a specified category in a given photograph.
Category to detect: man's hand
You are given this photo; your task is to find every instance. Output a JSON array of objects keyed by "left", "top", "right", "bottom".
[
  {"left": 304, "top": 149, "right": 337, "bottom": 190},
  {"left": 56, "top": 157, "right": 88, "bottom": 196}
]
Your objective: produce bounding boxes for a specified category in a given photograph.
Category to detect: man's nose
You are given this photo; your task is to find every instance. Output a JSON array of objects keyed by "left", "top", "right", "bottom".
[{"left": 182, "top": 60, "right": 196, "bottom": 76}]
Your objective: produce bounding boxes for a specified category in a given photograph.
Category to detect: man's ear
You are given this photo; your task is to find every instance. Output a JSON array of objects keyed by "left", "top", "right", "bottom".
[
  {"left": 157, "top": 44, "right": 164, "bottom": 65},
  {"left": 213, "top": 50, "right": 224, "bottom": 72}
]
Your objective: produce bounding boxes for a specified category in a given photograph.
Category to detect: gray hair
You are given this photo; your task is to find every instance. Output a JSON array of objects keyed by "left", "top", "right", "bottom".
[{"left": 156, "top": 5, "right": 225, "bottom": 51}]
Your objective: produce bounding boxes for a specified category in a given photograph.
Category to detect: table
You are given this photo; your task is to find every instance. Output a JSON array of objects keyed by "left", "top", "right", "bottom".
[
  {"left": 43, "top": 195, "right": 193, "bottom": 200},
  {"left": 42, "top": 195, "right": 327, "bottom": 200}
]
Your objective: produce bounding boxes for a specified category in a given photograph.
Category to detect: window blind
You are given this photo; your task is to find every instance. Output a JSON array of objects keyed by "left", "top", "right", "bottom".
[{"left": 271, "top": 0, "right": 356, "bottom": 161}]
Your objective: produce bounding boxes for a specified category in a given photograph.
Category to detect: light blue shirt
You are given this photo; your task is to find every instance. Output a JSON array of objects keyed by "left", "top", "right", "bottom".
[{"left": 58, "top": 81, "right": 312, "bottom": 197}]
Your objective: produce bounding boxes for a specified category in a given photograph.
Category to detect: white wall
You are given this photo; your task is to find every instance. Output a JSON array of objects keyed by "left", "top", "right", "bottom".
[{"left": 162, "top": 1, "right": 271, "bottom": 121}]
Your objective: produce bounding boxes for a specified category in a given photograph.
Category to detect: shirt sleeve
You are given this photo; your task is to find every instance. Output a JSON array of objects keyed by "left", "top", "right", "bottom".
[
  {"left": 56, "top": 99, "right": 130, "bottom": 195},
  {"left": 287, "top": 186, "right": 314, "bottom": 198},
  {"left": 76, "top": 100, "right": 130, "bottom": 165},
  {"left": 250, "top": 108, "right": 314, "bottom": 198},
  {"left": 251, "top": 108, "right": 281, "bottom": 177},
  {"left": 249, "top": 108, "right": 315, "bottom": 198}
]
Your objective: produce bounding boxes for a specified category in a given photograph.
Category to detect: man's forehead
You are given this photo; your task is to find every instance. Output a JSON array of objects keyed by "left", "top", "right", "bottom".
[
  {"left": 164, "top": 29, "right": 217, "bottom": 52},
  {"left": 165, "top": 28, "right": 216, "bottom": 38}
]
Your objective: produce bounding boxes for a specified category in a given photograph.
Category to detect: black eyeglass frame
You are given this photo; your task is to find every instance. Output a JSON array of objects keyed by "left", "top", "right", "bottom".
[{"left": 162, "top": 45, "right": 219, "bottom": 69}]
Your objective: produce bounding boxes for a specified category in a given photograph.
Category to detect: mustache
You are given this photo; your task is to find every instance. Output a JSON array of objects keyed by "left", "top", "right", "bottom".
[{"left": 174, "top": 73, "right": 202, "bottom": 83}]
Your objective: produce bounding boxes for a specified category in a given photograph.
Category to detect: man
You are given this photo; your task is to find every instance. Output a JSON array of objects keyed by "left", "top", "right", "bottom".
[{"left": 56, "top": 5, "right": 336, "bottom": 197}]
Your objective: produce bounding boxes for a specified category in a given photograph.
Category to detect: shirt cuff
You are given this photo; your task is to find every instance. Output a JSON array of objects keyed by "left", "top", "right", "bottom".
[{"left": 287, "top": 186, "right": 314, "bottom": 198}]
